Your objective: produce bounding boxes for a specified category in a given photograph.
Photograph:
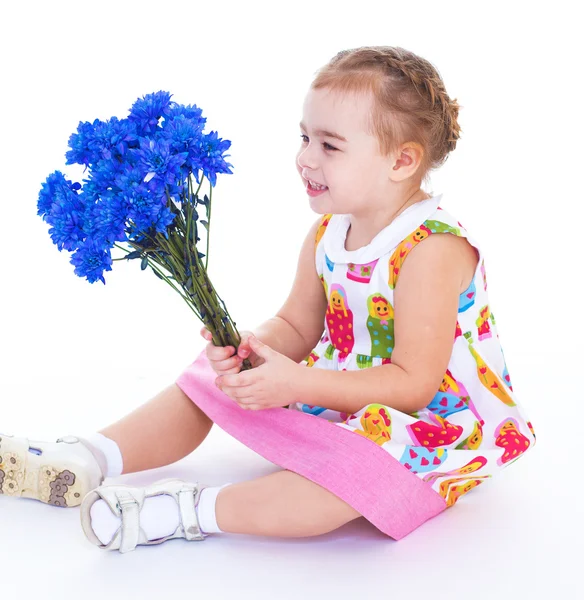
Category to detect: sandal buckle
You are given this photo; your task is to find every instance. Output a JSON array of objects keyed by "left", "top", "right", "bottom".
[
  {"left": 115, "top": 492, "right": 140, "bottom": 553},
  {"left": 178, "top": 487, "right": 207, "bottom": 541},
  {"left": 117, "top": 493, "right": 137, "bottom": 512}
]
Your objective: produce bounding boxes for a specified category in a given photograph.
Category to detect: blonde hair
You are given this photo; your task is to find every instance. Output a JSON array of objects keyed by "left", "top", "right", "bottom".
[{"left": 311, "top": 46, "right": 462, "bottom": 187}]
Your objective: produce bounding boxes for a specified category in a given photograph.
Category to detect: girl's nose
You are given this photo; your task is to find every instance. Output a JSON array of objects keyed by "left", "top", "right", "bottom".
[{"left": 297, "top": 140, "right": 318, "bottom": 170}]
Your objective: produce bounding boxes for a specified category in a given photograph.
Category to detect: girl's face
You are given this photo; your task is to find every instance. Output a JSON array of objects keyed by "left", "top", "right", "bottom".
[{"left": 296, "top": 87, "right": 394, "bottom": 216}]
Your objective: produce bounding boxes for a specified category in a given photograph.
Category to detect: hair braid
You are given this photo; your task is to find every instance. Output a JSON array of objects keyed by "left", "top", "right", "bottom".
[{"left": 312, "top": 46, "right": 463, "bottom": 185}]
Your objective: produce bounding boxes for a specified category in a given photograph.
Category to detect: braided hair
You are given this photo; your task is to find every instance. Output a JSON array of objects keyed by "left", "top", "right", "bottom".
[{"left": 311, "top": 46, "right": 462, "bottom": 187}]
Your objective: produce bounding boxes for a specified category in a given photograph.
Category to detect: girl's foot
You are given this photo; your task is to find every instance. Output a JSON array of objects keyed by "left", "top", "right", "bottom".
[
  {"left": 80, "top": 478, "right": 208, "bottom": 553},
  {"left": 0, "top": 432, "right": 105, "bottom": 507}
]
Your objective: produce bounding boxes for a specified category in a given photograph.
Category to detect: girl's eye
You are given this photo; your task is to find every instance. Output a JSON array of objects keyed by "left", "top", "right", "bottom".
[{"left": 299, "top": 134, "right": 337, "bottom": 152}]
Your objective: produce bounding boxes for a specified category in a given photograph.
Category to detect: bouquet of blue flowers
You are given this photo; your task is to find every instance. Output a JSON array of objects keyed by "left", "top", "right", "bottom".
[{"left": 37, "top": 91, "right": 252, "bottom": 370}]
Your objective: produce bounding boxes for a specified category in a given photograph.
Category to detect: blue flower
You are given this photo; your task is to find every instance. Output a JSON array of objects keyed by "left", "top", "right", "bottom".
[
  {"left": 95, "top": 117, "right": 138, "bottom": 160},
  {"left": 87, "top": 191, "right": 131, "bottom": 246},
  {"left": 161, "top": 115, "right": 206, "bottom": 169},
  {"left": 166, "top": 102, "right": 206, "bottom": 125},
  {"left": 66, "top": 117, "right": 138, "bottom": 167},
  {"left": 135, "top": 137, "right": 189, "bottom": 190},
  {"left": 124, "top": 186, "right": 169, "bottom": 236},
  {"left": 37, "top": 171, "right": 81, "bottom": 218},
  {"left": 113, "top": 164, "right": 147, "bottom": 196},
  {"left": 128, "top": 91, "right": 173, "bottom": 136},
  {"left": 88, "top": 157, "right": 126, "bottom": 195},
  {"left": 40, "top": 91, "right": 234, "bottom": 286},
  {"left": 38, "top": 171, "right": 86, "bottom": 251},
  {"left": 151, "top": 205, "right": 176, "bottom": 236},
  {"left": 70, "top": 239, "right": 113, "bottom": 284},
  {"left": 65, "top": 121, "right": 97, "bottom": 167},
  {"left": 197, "top": 131, "right": 233, "bottom": 187}
]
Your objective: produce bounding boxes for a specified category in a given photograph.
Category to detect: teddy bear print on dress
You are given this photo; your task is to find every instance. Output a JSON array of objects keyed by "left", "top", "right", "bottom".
[
  {"left": 455, "top": 421, "right": 484, "bottom": 450},
  {"left": 325, "top": 283, "right": 355, "bottom": 363},
  {"left": 494, "top": 418, "right": 531, "bottom": 466},
  {"left": 365, "top": 293, "right": 395, "bottom": 360},
  {"left": 423, "top": 369, "right": 485, "bottom": 451},
  {"left": 406, "top": 413, "right": 465, "bottom": 448},
  {"left": 351, "top": 404, "right": 393, "bottom": 446},
  {"left": 345, "top": 257, "right": 396, "bottom": 370},
  {"left": 286, "top": 197, "right": 537, "bottom": 513}
]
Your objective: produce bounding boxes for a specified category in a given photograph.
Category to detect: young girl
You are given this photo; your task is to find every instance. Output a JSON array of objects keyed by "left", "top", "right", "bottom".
[{"left": 0, "top": 45, "right": 536, "bottom": 554}]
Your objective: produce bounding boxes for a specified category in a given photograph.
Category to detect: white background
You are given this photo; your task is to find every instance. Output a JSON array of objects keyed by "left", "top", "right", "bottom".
[{"left": 0, "top": 0, "right": 581, "bottom": 597}]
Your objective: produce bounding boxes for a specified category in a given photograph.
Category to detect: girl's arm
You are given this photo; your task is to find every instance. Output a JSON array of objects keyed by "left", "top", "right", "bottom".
[
  {"left": 301, "top": 233, "right": 478, "bottom": 415},
  {"left": 250, "top": 216, "right": 328, "bottom": 364},
  {"left": 251, "top": 315, "right": 320, "bottom": 365}
]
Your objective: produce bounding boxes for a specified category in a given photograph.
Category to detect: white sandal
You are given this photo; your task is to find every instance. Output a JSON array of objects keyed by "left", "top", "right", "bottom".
[
  {"left": 79, "top": 478, "right": 209, "bottom": 553},
  {"left": 0, "top": 432, "right": 104, "bottom": 507}
]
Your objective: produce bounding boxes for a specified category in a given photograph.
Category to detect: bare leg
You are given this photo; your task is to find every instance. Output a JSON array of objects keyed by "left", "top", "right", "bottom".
[
  {"left": 216, "top": 470, "right": 362, "bottom": 537},
  {"left": 99, "top": 384, "right": 213, "bottom": 475}
]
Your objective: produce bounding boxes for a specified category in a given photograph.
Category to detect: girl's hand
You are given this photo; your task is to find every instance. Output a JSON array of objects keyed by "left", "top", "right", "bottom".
[
  {"left": 214, "top": 335, "right": 306, "bottom": 410},
  {"left": 200, "top": 327, "right": 265, "bottom": 376}
]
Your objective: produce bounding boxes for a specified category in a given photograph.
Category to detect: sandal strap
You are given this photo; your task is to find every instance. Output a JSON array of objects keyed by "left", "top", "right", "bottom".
[
  {"left": 94, "top": 480, "right": 206, "bottom": 552},
  {"left": 116, "top": 491, "right": 140, "bottom": 553},
  {"left": 178, "top": 484, "right": 206, "bottom": 541}
]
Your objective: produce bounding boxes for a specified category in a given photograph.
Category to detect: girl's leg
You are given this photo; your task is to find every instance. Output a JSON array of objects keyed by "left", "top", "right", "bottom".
[
  {"left": 99, "top": 383, "right": 213, "bottom": 475},
  {"left": 83, "top": 468, "right": 362, "bottom": 550},
  {"left": 3, "top": 384, "right": 211, "bottom": 508},
  {"left": 216, "top": 469, "right": 362, "bottom": 537}
]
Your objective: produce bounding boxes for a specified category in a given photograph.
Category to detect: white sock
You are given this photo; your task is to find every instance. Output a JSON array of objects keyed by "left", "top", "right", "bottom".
[
  {"left": 79, "top": 432, "right": 124, "bottom": 478},
  {"left": 89, "top": 483, "right": 232, "bottom": 545},
  {"left": 197, "top": 483, "right": 231, "bottom": 534}
]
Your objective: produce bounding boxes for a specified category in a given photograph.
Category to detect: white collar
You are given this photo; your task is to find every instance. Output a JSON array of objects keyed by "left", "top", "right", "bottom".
[{"left": 323, "top": 194, "right": 443, "bottom": 264}]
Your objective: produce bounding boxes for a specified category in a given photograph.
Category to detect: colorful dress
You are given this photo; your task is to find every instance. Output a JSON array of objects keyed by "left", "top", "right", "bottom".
[{"left": 176, "top": 193, "right": 536, "bottom": 539}]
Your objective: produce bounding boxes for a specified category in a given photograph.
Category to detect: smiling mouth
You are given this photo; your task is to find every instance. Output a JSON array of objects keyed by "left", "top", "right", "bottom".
[{"left": 306, "top": 178, "right": 328, "bottom": 191}]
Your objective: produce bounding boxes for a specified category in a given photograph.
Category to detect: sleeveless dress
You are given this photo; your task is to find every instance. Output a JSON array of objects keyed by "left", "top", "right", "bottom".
[
  {"left": 175, "top": 192, "right": 536, "bottom": 539},
  {"left": 286, "top": 193, "right": 536, "bottom": 507}
]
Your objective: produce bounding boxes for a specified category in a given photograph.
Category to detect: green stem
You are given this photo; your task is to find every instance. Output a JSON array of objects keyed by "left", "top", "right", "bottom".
[
  {"left": 168, "top": 196, "right": 222, "bottom": 343},
  {"left": 194, "top": 173, "right": 203, "bottom": 199},
  {"left": 112, "top": 178, "right": 251, "bottom": 370},
  {"left": 205, "top": 183, "right": 212, "bottom": 270},
  {"left": 113, "top": 243, "right": 129, "bottom": 255}
]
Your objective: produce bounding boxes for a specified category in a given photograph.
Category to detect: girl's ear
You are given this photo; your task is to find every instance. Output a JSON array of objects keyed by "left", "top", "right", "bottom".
[{"left": 391, "top": 143, "right": 424, "bottom": 178}]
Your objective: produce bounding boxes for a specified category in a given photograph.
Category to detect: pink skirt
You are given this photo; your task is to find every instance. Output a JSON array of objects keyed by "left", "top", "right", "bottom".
[{"left": 175, "top": 350, "right": 447, "bottom": 540}]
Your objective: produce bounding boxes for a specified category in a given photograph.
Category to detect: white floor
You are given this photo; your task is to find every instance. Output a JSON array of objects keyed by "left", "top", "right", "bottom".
[{"left": 0, "top": 354, "right": 579, "bottom": 600}]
